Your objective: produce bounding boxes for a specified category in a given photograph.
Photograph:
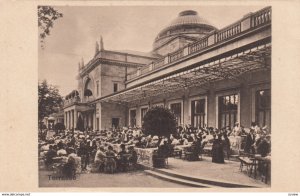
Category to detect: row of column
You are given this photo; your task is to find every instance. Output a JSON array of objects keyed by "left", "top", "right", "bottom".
[{"left": 64, "top": 110, "right": 78, "bottom": 130}]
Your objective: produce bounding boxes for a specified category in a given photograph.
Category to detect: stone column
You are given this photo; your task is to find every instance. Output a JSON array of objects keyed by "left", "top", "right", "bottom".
[
  {"left": 68, "top": 111, "right": 71, "bottom": 129},
  {"left": 74, "top": 110, "right": 78, "bottom": 130},
  {"left": 93, "top": 111, "right": 96, "bottom": 131},
  {"left": 64, "top": 112, "right": 67, "bottom": 129},
  {"left": 72, "top": 110, "right": 74, "bottom": 129},
  {"left": 89, "top": 112, "right": 92, "bottom": 129}
]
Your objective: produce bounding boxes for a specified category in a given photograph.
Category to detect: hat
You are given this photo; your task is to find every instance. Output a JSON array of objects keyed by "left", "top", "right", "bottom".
[
  {"left": 120, "top": 144, "right": 126, "bottom": 149},
  {"left": 152, "top": 136, "right": 159, "bottom": 140}
]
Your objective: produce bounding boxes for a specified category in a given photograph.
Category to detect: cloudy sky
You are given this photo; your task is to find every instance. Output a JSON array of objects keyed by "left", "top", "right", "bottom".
[{"left": 38, "top": 5, "right": 265, "bottom": 96}]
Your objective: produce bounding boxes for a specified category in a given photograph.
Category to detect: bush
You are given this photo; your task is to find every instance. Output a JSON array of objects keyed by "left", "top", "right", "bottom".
[{"left": 142, "top": 106, "right": 177, "bottom": 137}]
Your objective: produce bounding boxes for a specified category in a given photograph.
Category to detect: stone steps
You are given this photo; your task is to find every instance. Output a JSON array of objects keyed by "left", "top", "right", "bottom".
[
  {"left": 143, "top": 165, "right": 261, "bottom": 188},
  {"left": 154, "top": 168, "right": 257, "bottom": 188},
  {"left": 144, "top": 170, "right": 213, "bottom": 188}
]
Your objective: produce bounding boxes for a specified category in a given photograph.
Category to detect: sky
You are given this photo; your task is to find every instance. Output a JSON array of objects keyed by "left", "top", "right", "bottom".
[{"left": 38, "top": 5, "right": 265, "bottom": 96}]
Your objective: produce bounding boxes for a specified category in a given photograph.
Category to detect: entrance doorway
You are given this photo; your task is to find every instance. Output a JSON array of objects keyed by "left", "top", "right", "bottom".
[
  {"left": 112, "top": 118, "right": 119, "bottom": 129},
  {"left": 130, "top": 110, "right": 136, "bottom": 127}
]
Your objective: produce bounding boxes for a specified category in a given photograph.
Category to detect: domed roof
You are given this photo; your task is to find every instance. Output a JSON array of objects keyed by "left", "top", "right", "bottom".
[
  {"left": 153, "top": 10, "right": 217, "bottom": 50},
  {"left": 168, "top": 10, "right": 214, "bottom": 29}
]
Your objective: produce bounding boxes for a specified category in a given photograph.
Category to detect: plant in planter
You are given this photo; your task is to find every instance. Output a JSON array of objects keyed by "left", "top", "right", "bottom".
[{"left": 142, "top": 106, "right": 177, "bottom": 138}]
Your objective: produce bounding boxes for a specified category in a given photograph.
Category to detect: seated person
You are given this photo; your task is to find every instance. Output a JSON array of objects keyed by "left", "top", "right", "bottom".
[
  {"left": 62, "top": 156, "right": 76, "bottom": 178},
  {"left": 256, "top": 134, "right": 270, "bottom": 157},
  {"left": 171, "top": 137, "right": 180, "bottom": 146},
  {"left": 104, "top": 146, "right": 117, "bottom": 173},
  {"left": 148, "top": 136, "right": 159, "bottom": 148},
  {"left": 94, "top": 146, "right": 106, "bottom": 172},
  {"left": 157, "top": 140, "right": 169, "bottom": 158},
  {"left": 45, "top": 145, "right": 56, "bottom": 168},
  {"left": 128, "top": 146, "right": 138, "bottom": 165},
  {"left": 117, "top": 144, "right": 128, "bottom": 172},
  {"left": 57, "top": 146, "right": 67, "bottom": 156}
]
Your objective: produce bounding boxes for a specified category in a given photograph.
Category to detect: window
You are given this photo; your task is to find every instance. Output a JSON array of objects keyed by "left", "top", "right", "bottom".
[
  {"left": 113, "top": 83, "right": 118, "bottom": 93},
  {"left": 256, "top": 89, "right": 271, "bottom": 128},
  {"left": 130, "top": 110, "right": 136, "bottom": 127},
  {"left": 191, "top": 99, "right": 205, "bottom": 128},
  {"left": 96, "top": 80, "right": 99, "bottom": 96},
  {"left": 218, "top": 94, "right": 239, "bottom": 129},
  {"left": 141, "top": 107, "right": 148, "bottom": 123},
  {"left": 170, "top": 103, "right": 182, "bottom": 126}
]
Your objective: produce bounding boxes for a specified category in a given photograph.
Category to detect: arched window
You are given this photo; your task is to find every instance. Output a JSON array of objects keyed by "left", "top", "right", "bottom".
[{"left": 83, "top": 77, "right": 94, "bottom": 101}]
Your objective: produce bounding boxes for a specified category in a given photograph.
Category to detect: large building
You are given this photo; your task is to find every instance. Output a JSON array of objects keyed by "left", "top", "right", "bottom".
[{"left": 63, "top": 7, "right": 271, "bottom": 132}]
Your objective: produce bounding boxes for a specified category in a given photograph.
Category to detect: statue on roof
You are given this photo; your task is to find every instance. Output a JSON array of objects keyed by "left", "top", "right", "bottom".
[
  {"left": 100, "top": 36, "right": 104, "bottom": 51},
  {"left": 95, "top": 41, "right": 99, "bottom": 56}
]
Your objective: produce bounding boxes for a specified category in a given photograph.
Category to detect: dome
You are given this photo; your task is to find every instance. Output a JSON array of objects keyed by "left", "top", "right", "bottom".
[
  {"left": 169, "top": 10, "right": 213, "bottom": 28},
  {"left": 153, "top": 10, "right": 217, "bottom": 50}
]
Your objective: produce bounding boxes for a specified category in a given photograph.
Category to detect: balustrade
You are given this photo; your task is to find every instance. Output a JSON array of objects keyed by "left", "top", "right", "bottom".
[
  {"left": 251, "top": 7, "right": 271, "bottom": 28},
  {"left": 125, "top": 7, "right": 271, "bottom": 81}
]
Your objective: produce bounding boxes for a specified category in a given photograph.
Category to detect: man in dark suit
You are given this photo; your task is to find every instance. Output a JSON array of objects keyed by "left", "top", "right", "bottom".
[{"left": 244, "top": 129, "right": 256, "bottom": 154}]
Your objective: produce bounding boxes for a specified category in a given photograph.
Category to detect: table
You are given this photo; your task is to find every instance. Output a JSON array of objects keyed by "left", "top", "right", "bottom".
[{"left": 135, "top": 147, "right": 157, "bottom": 167}]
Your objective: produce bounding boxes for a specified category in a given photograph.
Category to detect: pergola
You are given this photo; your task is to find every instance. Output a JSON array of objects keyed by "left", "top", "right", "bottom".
[{"left": 98, "top": 43, "right": 271, "bottom": 105}]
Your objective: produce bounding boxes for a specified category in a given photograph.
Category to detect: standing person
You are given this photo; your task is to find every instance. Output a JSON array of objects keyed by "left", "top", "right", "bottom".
[
  {"left": 212, "top": 134, "right": 225, "bottom": 163},
  {"left": 232, "top": 122, "right": 242, "bottom": 136},
  {"left": 78, "top": 139, "right": 89, "bottom": 171},
  {"left": 223, "top": 133, "right": 231, "bottom": 160},
  {"left": 244, "top": 129, "right": 256, "bottom": 154},
  {"left": 251, "top": 121, "right": 261, "bottom": 135}
]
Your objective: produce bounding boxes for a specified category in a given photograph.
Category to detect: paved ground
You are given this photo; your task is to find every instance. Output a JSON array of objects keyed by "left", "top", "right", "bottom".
[
  {"left": 165, "top": 156, "right": 269, "bottom": 187},
  {"left": 39, "top": 170, "right": 186, "bottom": 187},
  {"left": 39, "top": 156, "right": 269, "bottom": 188}
]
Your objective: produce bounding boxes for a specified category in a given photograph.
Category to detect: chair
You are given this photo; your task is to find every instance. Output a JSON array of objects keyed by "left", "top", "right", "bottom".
[
  {"left": 185, "top": 146, "right": 200, "bottom": 161},
  {"left": 104, "top": 156, "right": 117, "bottom": 173},
  {"left": 172, "top": 149, "right": 182, "bottom": 159},
  {"left": 238, "top": 156, "right": 256, "bottom": 177}
]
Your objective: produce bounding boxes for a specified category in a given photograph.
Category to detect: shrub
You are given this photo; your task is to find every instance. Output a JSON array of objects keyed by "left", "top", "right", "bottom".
[{"left": 142, "top": 106, "right": 177, "bottom": 137}]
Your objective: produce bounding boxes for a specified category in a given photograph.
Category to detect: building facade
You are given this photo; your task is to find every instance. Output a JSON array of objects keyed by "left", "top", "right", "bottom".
[{"left": 63, "top": 7, "right": 271, "bottom": 132}]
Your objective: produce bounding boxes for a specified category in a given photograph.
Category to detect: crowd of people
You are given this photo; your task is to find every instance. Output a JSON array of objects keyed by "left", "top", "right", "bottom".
[{"left": 39, "top": 121, "right": 271, "bottom": 177}]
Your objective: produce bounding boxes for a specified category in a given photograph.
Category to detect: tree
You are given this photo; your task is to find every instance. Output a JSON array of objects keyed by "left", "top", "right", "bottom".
[
  {"left": 38, "top": 6, "right": 63, "bottom": 48},
  {"left": 38, "top": 80, "right": 63, "bottom": 127},
  {"left": 142, "top": 106, "right": 177, "bottom": 137}
]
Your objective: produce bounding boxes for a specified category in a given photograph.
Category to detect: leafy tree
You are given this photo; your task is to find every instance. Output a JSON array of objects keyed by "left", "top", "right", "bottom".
[
  {"left": 38, "top": 6, "right": 63, "bottom": 48},
  {"left": 142, "top": 106, "right": 177, "bottom": 137},
  {"left": 38, "top": 80, "right": 63, "bottom": 127}
]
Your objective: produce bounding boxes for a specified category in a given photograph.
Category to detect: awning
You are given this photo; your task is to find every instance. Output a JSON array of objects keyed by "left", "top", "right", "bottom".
[{"left": 99, "top": 43, "right": 271, "bottom": 104}]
